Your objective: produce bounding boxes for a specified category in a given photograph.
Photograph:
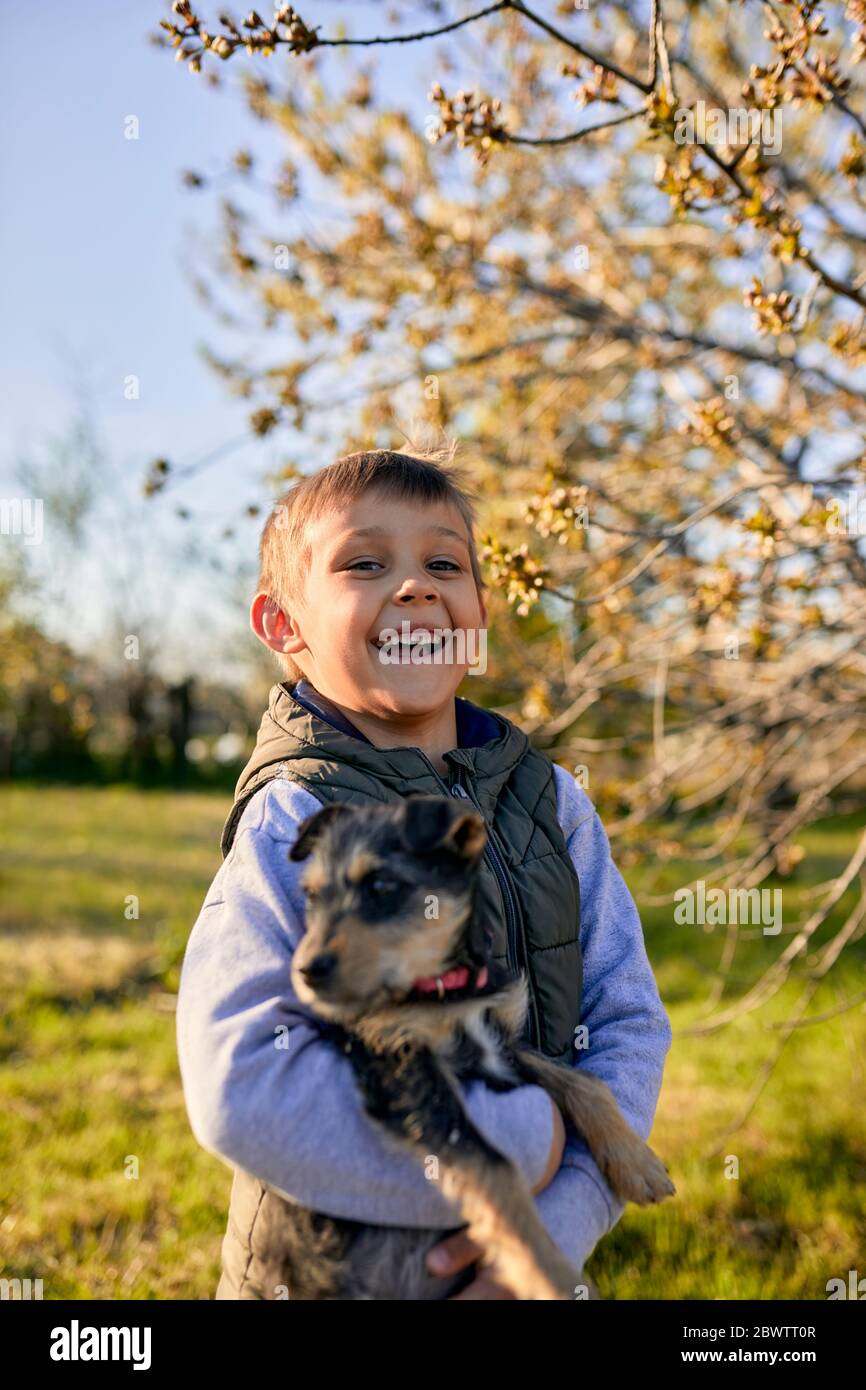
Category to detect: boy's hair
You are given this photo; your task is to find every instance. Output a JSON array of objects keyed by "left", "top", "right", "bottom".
[{"left": 257, "top": 438, "right": 488, "bottom": 684}]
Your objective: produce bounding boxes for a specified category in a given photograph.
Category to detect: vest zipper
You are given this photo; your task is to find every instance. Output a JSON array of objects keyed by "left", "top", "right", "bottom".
[{"left": 415, "top": 753, "right": 541, "bottom": 1050}]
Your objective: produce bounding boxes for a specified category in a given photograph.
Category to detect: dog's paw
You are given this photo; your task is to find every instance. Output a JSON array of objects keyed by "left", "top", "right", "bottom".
[{"left": 597, "top": 1133, "right": 676, "bottom": 1206}]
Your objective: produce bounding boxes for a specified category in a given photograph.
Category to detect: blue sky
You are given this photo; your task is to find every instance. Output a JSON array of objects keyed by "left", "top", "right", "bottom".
[
  {"left": 4, "top": 0, "right": 262, "bottom": 484},
  {"left": 0, "top": 1, "right": 455, "bottom": 679},
  {"left": 0, "top": 1, "right": 635, "bottom": 684},
  {"left": 8, "top": 3, "right": 856, "bottom": 680}
]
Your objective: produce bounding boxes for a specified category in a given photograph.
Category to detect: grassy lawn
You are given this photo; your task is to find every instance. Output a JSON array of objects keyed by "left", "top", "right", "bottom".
[{"left": 0, "top": 783, "right": 864, "bottom": 1299}]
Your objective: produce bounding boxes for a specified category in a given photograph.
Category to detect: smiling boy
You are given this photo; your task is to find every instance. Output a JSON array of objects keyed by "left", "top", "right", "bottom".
[
  {"left": 176, "top": 444, "right": 673, "bottom": 1299},
  {"left": 249, "top": 478, "right": 488, "bottom": 775}
]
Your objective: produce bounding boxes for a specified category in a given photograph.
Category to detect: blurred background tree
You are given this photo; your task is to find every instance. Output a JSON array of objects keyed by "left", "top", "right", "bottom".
[
  {"left": 147, "top": 0, "right": 866, "bottom": 927},
  {"left": 1, "top": 404, "right": 265, "bottom": 786}
]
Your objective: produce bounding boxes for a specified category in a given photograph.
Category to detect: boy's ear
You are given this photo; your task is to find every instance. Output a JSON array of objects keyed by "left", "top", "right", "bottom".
[
  {"left": 400, "top": 794, "right": 487, "bottom": 862},
  {"left": 289, "top": 803, "right": 355, "bottom": 861},
  {"left": 251, "top": 592, "right": 307, "bottom": 659}
]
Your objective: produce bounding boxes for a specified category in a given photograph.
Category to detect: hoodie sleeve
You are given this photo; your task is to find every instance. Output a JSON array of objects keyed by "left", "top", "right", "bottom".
[
  {"left": 176, "top": 779, "right": 556, "bottom": 1228},
  {"left": 532, "top": 766, "right": 674, "bottom": 1275}
]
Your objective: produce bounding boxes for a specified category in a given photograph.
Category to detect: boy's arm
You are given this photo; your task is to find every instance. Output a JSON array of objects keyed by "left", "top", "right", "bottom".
[
  {"left": 176, "top": 780, "right": 557, "bottom": 1228},
  {"left": 532, "top": 766, "right": 674, "bottom": 1274}
]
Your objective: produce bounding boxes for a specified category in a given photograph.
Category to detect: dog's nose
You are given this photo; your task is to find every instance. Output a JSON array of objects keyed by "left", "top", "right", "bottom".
[{"left": 300, "top": 952, "right": 338, "bottom": 986}]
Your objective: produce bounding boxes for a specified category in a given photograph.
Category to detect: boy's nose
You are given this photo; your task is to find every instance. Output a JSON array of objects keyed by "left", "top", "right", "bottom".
[{"left": 300, "top": 952, "right": 338, "bottom": 985}]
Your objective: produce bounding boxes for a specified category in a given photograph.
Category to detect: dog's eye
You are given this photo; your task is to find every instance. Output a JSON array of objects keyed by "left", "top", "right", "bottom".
[{"left": 364, "top": 873, "right": 402, "bottom": 899}]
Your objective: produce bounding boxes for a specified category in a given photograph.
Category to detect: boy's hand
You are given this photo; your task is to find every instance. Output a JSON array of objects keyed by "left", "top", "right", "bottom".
[
  {"left": 428, "top": 1230, "right": 516, "bottom": 1298},
  {"left": 426, "top": 1096, "right": 567, "bottom": 1299}
]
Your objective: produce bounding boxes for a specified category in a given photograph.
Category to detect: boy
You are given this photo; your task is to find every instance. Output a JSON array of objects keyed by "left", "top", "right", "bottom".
[{"left": 176, "top": 445, "right": 673, "bottom": 1299}]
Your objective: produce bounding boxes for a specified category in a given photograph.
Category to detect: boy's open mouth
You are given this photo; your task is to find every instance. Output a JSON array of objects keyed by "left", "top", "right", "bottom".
[{"left": 371, "top": 633, "right": 446, "bottom": 661}]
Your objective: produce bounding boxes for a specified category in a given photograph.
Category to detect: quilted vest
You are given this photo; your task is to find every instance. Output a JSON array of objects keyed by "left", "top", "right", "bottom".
[
  {"left": 214, "top": 681, "right": 583, "bottom": 1298},
  {"left": 221, "top": 680, "right": 582, "bottom": 1059}
]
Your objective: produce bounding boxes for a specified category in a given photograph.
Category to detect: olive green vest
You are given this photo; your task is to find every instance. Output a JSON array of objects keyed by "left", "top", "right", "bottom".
[
  {"left": 215, "top": 683, "right": 583, "bottom": 1298},
  {"left": 221, "top": 683, "right": 582, "bottom": 1062}
]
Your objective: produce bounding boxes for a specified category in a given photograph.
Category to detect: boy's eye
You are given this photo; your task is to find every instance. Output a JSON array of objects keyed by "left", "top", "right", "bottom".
[{"left": 346, "top": 559, "right": 461, "bottom": 573}]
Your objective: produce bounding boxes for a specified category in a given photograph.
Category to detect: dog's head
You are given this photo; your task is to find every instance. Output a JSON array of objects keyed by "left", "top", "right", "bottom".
[{"left": 288, "top": 795, "right": 502, "bottom": 1024}]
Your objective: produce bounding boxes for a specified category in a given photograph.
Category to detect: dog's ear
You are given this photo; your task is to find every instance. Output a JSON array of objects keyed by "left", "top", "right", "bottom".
[
  {"left": 400, "top": 794, "right": 487, "bottom": 862},
  {"left": 289, "top": 803, "right": 355, "bottom": 861}
]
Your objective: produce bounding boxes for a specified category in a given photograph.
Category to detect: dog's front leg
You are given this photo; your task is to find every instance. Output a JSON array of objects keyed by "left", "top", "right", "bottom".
[
  {"left": 512, "top": 1048, "right": 675, "bottom": 1207},
  {"left": 343, "top": 1034, "right": 581, "bottom": 1300}
]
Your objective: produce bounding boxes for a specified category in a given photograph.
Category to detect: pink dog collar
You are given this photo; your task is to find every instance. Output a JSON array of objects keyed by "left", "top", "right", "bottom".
[{"left": 412, "top": 965, "right": 489, "bottom": 997}]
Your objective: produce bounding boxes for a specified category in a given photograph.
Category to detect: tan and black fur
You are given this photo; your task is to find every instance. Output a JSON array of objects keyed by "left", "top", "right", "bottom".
[{"left": 265, "top": 793, "right": 675, "bottom": 1300}]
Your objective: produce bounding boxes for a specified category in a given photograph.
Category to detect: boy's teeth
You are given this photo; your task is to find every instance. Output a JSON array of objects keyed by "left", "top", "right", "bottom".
[
  {"left": 373, "top": 638, "right": 444, "bottom": 661},
  {"left": 376, "top": 636, "right": 441, "bottom": 649}
]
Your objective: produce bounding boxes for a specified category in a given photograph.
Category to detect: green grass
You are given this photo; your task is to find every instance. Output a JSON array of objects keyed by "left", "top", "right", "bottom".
[{"left": 0, "top": 783, "right": 864, "bottom": 1299}]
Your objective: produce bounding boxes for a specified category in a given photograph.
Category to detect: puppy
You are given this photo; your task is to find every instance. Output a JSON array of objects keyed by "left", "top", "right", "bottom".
[{"left": 268, "top": 794, "right": 674, "bottom": 1299}]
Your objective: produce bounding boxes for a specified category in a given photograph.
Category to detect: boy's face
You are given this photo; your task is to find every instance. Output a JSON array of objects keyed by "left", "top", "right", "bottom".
[{"left": 259, "top": 489, "right": 487, "bottom": 720}]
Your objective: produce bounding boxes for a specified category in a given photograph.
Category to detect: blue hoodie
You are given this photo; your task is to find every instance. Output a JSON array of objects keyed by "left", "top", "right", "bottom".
[{"left": 176, "top": 683, "right": 673, "bottom": 1280}]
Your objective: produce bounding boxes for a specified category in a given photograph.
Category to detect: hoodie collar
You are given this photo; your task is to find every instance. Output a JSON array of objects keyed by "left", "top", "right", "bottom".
[
  {"left": 290, "top": 677, "right": 503, "bottom": 752},
  {"left": 290, "top": 679, "right": 376, "bottom": 745},
  {"left": 246, "top": 679, "right": 528, "bottom": 815}
]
